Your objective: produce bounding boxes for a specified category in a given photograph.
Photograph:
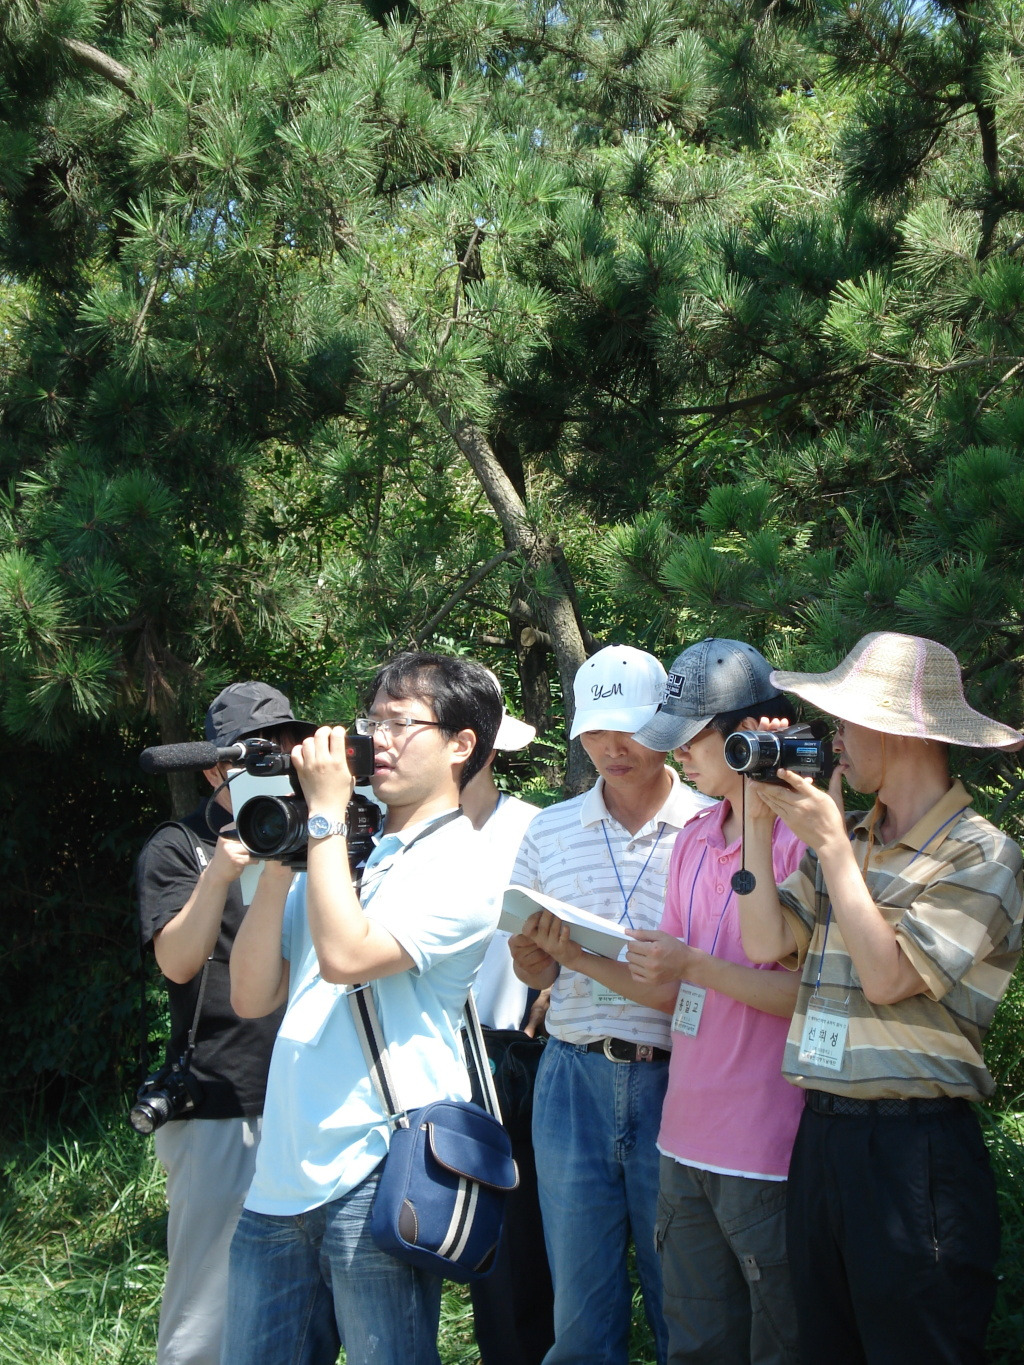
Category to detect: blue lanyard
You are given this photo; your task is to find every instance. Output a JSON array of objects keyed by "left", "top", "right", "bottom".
[
  {"left": 812, "top": 806, "right": 969, "bottom": 993},
  {"left": 601, "top": 820, "right": 666, "bottom": 929},
  {"left": 685, "top": 845, "right": 733, "bottom": 958}
]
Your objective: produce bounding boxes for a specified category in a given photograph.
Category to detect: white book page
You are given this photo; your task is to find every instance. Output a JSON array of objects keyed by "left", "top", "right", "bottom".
[{"left": 499, "top": 885, "right": 629, "bottom": 960}]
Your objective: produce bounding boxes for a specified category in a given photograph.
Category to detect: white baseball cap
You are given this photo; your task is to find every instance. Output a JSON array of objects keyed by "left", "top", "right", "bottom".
[
  {"left": 570, "top": 646, "right": 667, "bottom": 740},
  {"left": 484, "top": 669, "right": 536, "bottom": 751}
]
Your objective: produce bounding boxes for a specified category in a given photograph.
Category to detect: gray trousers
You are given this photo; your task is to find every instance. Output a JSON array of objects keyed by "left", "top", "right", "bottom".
[
  {"left": 155, "top": 1116, "right": 261, "bottom": 1365},
  {"left": 656, "top": 1156, "right": 800, "bottom": 1365}
]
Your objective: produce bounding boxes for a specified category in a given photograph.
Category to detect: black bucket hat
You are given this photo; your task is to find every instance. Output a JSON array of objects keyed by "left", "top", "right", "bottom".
[{"left": 204, "top": 681, "right": 317, "bottom": 748}]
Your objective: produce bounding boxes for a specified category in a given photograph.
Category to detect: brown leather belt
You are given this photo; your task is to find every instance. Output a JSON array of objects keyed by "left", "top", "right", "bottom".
[{"left": 586, "top": 1037, "right": 670, "bottom": 1064}]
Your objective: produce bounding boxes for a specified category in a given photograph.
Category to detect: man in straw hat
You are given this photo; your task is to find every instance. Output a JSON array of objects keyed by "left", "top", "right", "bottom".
[{"left": 735, "top": 631, "right": 1024, "bottom": 1365}]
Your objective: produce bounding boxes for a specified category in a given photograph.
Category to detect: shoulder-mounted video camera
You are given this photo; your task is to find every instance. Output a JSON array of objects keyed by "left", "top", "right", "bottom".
[{"left": 139, "top": 731, "right": 380, "bottom": 869}]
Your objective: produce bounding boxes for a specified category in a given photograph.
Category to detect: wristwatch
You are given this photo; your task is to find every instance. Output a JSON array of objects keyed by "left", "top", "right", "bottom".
[{"left": 306, "top": 812, "right": 348, "bottom": 840}]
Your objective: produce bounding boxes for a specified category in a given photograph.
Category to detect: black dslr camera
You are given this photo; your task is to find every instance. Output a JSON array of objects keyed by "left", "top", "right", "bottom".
[
  {"left": 723, "top": 722, "right": 834, "bottom": 785},
  {"left": 230, "top": 733, "right": 378, "bottom": 867},
  {"left": 129, "top": 1056, "right": 203, "bottom": 1135}
]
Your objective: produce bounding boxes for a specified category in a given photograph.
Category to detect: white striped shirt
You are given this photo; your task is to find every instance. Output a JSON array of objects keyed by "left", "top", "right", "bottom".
[{"left": 510, "top": 771, "right": 713, "bottom": 1048}]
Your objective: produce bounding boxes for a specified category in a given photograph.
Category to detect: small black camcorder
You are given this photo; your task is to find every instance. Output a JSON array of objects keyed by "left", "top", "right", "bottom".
[
  {"left": 723, "top": 722, "right": 834, "bottom": 785},
  {"left": 129, "top": 1057, "right": 203, "bottom": 1135}
]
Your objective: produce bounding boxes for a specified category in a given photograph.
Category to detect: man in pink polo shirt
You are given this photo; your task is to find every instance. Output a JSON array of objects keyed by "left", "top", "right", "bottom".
[{"left": 627, "top": 639, "right": 805, "bottom": 1365}]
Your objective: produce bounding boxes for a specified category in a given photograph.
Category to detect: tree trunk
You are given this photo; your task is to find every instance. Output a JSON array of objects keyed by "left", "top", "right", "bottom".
[
  {"left": 509, "top": 592, "right": 551, "bottom": 735},
  {"left": 377, "top": 299, "right": 594, "bottom": 795},
  {"left": 154, "top": 688, "right": 201, "bottom": 819}
]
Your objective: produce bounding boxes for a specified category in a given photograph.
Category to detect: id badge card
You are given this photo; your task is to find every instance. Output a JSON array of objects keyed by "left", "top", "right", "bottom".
[
  {"left": 591, "top": 979, "right": 629, "bottom": 1007},
  {"left": 671, "top": 983, "right": 706, "bottom": 1037},
  {"left": 797, "top": 994, "right": 849, "bottom": 1071}
]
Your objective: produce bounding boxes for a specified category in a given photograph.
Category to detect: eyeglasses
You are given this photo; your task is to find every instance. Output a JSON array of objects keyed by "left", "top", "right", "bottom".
[{"left": 353, "top": 716, "right": 443, "bottom": 738}]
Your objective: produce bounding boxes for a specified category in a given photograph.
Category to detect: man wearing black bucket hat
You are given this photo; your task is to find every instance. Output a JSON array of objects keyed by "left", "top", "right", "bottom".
[
  {"left": 735, "top": 633, "right": 1024, "bottom": 1365},
  {"left": 136, "top": 681, "right": 317, "bottom": 1365}
]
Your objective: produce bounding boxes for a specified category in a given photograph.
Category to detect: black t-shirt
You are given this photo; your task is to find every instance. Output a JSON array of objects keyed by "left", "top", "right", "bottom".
[{"left": 135, "top": 802, "right": 285, "bottom": 1119}]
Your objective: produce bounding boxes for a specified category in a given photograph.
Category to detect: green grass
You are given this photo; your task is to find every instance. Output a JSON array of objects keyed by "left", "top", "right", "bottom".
[
  {"left": 0, "top": 1104, "right": 165, "bottom": 1364},
  {"left": 0, "top": 1102, "right": 660, "bottom": 1365},
  {"left": 0, "top": 1099, "right": 1020, "bottom": 1363}
]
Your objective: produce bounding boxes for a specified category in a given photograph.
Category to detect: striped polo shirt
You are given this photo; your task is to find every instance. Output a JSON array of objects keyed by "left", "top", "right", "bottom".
[
  {"left": 777, "top": 780, "right": 1023, "bottom": 1101},
  {"left": 510, "top": 770, "right": 713, "bottom": 1049}
]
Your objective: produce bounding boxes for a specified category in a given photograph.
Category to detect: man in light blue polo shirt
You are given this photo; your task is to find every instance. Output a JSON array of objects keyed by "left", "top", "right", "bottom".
[{"left": 222, "top": 653, "right": 503, "bottom": 1365}]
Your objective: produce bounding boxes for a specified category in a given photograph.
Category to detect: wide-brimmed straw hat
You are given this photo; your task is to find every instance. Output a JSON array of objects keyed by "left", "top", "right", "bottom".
[{"left": 769, "top": 632, "right": 1023, "bottom": 749}]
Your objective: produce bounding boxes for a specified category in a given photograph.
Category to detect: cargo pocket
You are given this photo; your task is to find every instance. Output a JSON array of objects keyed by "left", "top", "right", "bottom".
[{"left": 654, "top": 1189, "right": 675, "bottom": 1255}]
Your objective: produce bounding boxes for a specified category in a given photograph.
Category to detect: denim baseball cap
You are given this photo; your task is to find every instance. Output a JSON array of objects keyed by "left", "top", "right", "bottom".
[
  {"left": 633, "top": 639, "right": 780, "bottom": 751},
  {"left": 569, "top": 645, "right": 667, "bottom": 739},
  {"left": 204, "top": 681, "right": 316, "bottom": 748}
]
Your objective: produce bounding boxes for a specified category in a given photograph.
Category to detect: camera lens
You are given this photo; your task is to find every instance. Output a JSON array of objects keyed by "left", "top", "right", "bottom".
[
  {"left": 236, "top": 794, "right": 308, "bottom": 859},
  {"left": 723, "top": 732, "right": 781, "bottom": 775},
  {"left": 723, "top": 732, "right": 781, "bottom": 774},
  {"left": 129, "top": 1094, "right": 173, "bottom": 1135}
]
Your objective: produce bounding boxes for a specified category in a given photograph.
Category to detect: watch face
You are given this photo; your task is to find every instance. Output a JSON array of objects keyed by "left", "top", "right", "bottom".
[{"left": 307, "top": 814, "right": 333, "bottom": 840}]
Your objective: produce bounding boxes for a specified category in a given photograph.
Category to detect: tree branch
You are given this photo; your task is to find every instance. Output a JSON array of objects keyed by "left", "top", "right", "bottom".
[
  {"left": 62, "top": 39, "right": 135, "bottom": 96},
  {"left": 414, "top": 549, "right": 516, "bottom": 646},
  {"left": 658, "top": 364, "right": 873, "bottom": 419}
]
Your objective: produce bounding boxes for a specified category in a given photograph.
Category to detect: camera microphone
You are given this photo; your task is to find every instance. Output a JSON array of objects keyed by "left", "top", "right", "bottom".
[{"left": 139, "top": 741, "right": 248, "bottom": 775}]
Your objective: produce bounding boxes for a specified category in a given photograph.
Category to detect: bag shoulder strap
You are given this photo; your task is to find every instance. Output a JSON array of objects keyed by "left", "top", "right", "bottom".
[
  {"left": 348, "top": 983, "right": 501, "bottom": 1131},
  {"left": 346, "top": 806, "right": 500, "bottom": 1128},
  {"left": 146, "top": 818, "right": 211, "bottom": 874},
  {"left": 462, "top": 992, "right": 502, "bottom": 1117}
]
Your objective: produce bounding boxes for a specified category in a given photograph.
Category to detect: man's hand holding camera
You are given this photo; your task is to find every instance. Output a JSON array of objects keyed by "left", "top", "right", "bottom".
[
  {"left": 737, "top": 715, "right": 848, "bottom": 855},
  {"left": 735, "top": 715, "right": 928, "bottom": 1005},
  {"left": 291, "top": 725, "right": 356, "bottom": 826},
  {"left": 209, "top": 831, "right": 257, "bottom": 882},
  {"left": 154, "top": 831, "right": 256, "bottom": 985}
]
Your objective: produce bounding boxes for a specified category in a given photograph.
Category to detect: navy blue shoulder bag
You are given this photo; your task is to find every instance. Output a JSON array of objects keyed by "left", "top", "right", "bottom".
[{"left": 349, "top": 984, "right": 518, "bottom": 1282}]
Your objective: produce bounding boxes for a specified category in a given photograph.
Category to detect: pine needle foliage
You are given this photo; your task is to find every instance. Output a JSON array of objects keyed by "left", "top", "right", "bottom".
[{"left": 1, "top": 0, "right": 1024, "bottom": 1106}]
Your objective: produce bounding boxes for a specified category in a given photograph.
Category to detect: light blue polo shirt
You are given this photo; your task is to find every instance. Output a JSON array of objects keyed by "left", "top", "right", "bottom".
[{"left": 244, "top": 810, "right": 498, "bottom": 1216}]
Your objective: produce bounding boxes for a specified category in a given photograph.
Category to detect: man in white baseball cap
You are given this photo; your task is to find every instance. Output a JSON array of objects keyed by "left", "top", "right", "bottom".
[
  {"left": 509, "top": 645, "right": 712, "bottom": 1365},
  {"left": 736, "top": 632, "right": 1024, "bottom": 1365}
]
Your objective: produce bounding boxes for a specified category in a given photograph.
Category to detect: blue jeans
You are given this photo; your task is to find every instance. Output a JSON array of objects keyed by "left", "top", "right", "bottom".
[
  {"left": 533, "top": 1037, "right": 669, "bottom": 1365},
  {"left": 221, "top": 1166, "right": 443, "bottom": 1365}
]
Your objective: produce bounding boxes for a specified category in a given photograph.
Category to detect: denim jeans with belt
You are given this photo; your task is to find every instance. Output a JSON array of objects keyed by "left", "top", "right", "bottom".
[
  {"left": 532, "top": 1036, "right": 669, "bottom": 1365},
  {"left": 221, "top": 1165, "right": 442, "bottom": 1365}
]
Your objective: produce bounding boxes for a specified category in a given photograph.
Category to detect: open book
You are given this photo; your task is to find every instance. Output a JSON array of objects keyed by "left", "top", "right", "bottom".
[{"left": 499, "top": 885, "right": 629, "bottom": 960}]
